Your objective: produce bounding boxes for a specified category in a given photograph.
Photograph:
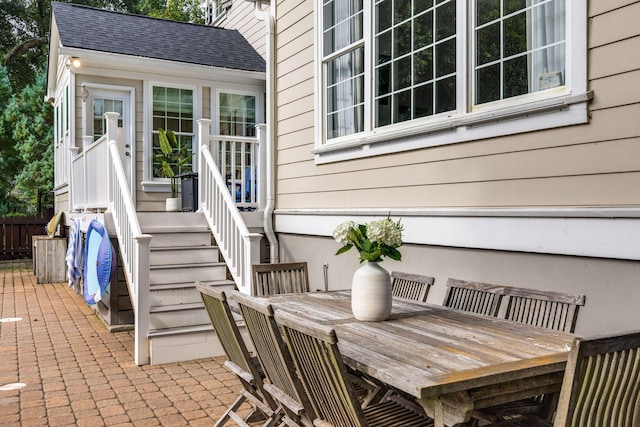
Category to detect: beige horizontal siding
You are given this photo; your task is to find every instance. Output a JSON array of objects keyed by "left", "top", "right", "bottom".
[
  {"left": 276, "top": 44, "right": 314, "bottom": 79},
  {"left": 590, "top": 0, "right": 638, "bottom": 17},
  {"left": 224, "top": 1, "right": 266, "bottom": 57},
  {"left": 55, "top": 192, "right": 69, "bottom": 213},
  {"left": 278, "top": 138, "right": 640, "bottom": 193},
  {"left": 589, "top": 1, "right": 640, "bottom": 48},
  {"left": 277, "top": 77, "right": 314, "bottom": 106},
  {"left": 272, "top": 0, "right": 640, "bottom": 211},
  {"left": 277, "top": 173, "right": 640, "bottom": 209},
  {"left": 277, "top": 128, "right": 315, "bottom": 161},
  {"left": 278, "top": 103, "right": 640, "bottom": 179},
  {"left": 589, "top": 35, "right": 640, "bottom": 80}
]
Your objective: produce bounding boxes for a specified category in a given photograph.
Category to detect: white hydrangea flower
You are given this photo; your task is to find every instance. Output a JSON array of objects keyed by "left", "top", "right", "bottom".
[
  {"left": 384, "top": 223, "right": 402, "bottom": 247},
  {"left": 367, "top": 219, "right": 402, "bottom": 247},
  {"left": 333, "top": 221, "right": 356, "bottom": 244}
]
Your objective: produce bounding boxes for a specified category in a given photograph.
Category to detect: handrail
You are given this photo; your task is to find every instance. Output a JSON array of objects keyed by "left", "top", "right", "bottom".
[
  {"left": 199, "top": 137, "right": 262, "bottom": 294},
  {"left": 104, "top": 112, "right": 152, "bottom": 366}
]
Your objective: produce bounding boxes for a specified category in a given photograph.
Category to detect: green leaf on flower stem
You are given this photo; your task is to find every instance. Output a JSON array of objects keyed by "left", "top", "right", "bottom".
[
  {"left": 335, "top": 244, "right": 353, "bottom": 255},
  {"left": 386, "top": 247, "right": 402, "bottom": 261}
]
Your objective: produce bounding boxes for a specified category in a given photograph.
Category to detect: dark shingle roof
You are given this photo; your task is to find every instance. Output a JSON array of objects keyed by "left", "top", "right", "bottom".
[{"left": 51, "top": 2, "right": 265, "bottom": 73}]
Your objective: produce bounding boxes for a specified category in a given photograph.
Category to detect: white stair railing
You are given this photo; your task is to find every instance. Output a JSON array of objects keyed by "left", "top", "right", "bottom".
[
  {"left": 105, "top": 112, "right": 152, "bottom": 366},
  {"left": 198, "top": 119, "right": 262, "bottom": 294}
]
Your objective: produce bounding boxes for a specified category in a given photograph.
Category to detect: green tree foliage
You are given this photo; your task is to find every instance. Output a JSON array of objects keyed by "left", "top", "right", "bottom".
[
  {"left": 139, "top": 0, "right": 204, "bottom": 23},
  {"left": 4, "top": 71, "right": 54, "bottom": 214},
  {"left": 0, "top": 0, "right": 143, "bottom": 91},
  {"left": 0, "top": 66, "right": 22, "bottom": 214}
]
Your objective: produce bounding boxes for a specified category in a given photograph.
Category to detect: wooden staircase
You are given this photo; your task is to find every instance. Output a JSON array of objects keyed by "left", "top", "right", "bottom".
[{"left": 138, "top": 212, "right": 239, "bottom": 365}]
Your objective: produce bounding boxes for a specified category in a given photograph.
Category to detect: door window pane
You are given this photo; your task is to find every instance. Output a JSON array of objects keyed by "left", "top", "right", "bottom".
[{"left": 92, "top": 98, "right": 123, "bottom": 141}]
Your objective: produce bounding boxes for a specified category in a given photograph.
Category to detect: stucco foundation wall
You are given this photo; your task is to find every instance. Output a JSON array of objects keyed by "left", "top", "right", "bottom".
[{"left": 277, "top": 233, "right": 640, "bottom": 338}]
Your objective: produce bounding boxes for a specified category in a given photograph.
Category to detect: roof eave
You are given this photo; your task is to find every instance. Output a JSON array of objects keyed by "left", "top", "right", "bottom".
[{"left": 58, "top": 46, "right": 266, "bottom": 82}]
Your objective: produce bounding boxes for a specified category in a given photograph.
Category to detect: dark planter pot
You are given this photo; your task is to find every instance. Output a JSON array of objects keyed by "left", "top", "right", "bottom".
[{"left": 177, "top": 172, "right": 198, "bottom": 212}]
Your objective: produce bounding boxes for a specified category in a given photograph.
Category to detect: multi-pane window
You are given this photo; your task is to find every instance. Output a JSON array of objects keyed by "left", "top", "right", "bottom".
[
  {"left": 54, "top": 84, "right": 70, "bottom": 187},
  {"left": 474, "top": 0, "right": 565, "bottom": 104},
  {"left": 151, "top": 86, "right": 194, "bottom": 178},
  {"left": 319, "top": 0, "right": 573, "bottom": 146},
  {"left": 219, "top": 93, "right": 256, "bottom": 137},
  {"left": 376, "top": 0, "right": 456, "bottom": 126}
]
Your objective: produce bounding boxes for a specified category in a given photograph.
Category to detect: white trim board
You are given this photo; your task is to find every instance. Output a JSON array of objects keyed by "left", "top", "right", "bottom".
[{"left": 274, "top": 210, "right": 640, "bottom": 261}]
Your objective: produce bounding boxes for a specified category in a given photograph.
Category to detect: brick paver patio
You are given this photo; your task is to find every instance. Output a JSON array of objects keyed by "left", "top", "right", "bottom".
[{"left": 0, "top": 259, "right": 251, "bottom": 426}]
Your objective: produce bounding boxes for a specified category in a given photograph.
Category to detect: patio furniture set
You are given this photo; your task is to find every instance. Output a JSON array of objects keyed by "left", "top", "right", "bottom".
[{"left": 197, "top": 262, "right": 640, "bottom": 427}]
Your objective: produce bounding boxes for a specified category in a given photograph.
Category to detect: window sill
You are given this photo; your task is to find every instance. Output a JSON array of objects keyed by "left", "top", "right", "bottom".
[{"left": 313, "top": 91, "right": 593, "bottom": 164}]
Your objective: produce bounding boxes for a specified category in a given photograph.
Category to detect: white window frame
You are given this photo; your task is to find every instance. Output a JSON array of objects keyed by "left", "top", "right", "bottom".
[
  {"left": 54, "top": 78, "right": 71, "bottom": 189},
  {"left": 313, "top": 0, "right": 588, "bottom": 164},
  {"left": 143, "top": 81, "right": 200, "bottom": 191},
  {"left": 212, "top": 88, "right": 264, "bottom": 136},
  {"left": 206, "top": 0, "right": 232, "bottom": 25}
]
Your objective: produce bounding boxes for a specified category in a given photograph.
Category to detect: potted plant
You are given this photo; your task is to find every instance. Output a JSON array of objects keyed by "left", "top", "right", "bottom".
[
  {"left": 154, "top": 128, "right": 192, "bottom": 211},
  {"left": 333, "top": 216, "right": 403, "bottom": 321}
]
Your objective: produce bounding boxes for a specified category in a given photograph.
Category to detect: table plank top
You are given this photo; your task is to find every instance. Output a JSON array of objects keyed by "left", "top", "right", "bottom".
[{"left": 265, "top": 290, "right": 575, "bottom": 400}]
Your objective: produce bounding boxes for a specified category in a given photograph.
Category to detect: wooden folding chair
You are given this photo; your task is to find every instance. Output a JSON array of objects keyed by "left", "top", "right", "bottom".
[
  {"left": 252, "top": 262, "right": 309, "bottom": 296},
  {"left": 497, "top": 286, "right": 586, "bottom": 333},
  {"left": 442, "top": 278, "right": 504, "bottom": 316},
  {"left": 196, "top": 282, "right": 278, "bottom": 427},
  {"left": 391, "top": 271, "right": 434, "bottom": 302},
  {"left": 483, "top": 286, "right": 586, "bottom": 421},
  {"left": 230, "top": 291, "right": 315, "bottom": 427},
  {"left": 487, "top": 330, "right": 640, "bottom": 427},
  {"left": 273, "top": 309, "right": 433, "bottom": 427}
]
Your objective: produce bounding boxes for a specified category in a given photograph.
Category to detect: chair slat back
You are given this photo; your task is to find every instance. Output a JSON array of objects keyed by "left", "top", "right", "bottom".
[
  {"left": 231, "top": 291, "right": 314, "bottom": 421},
  {"left": 252, "top": 262, "right": 310, "bottom": 296},
  {"left": 443, "top": 278, "right": 504, "bottom": 316},
  {"left": 391, "top": 271, "right": 434, "bottom": 302},
  {"left": 274, "top": 310, "right": 367, "bottom": 427},
  {"left": 197, "top": 284, "right": 253, "bottom": 374},
  {"left": 555, "top": 331, "right": 640, "bottom": 427},
  {"left": 497, "top": 286, "right": 586, "bottom": 333}
]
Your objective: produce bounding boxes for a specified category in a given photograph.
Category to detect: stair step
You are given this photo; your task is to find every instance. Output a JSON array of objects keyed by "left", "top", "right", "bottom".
[
  {"left": 149, "top": 262, "right": 227, "bottom": 285},
  {"left": 148, "top": 328, "right": 224, "bottom": 365},
  {"left": 150, "top": 245, "right": 220, "bottom": 265},
  {"left": 149, "top": 303, "right": 210, "bottom": 329},
  {"left": 147, "top": 324, "right": 212, "bottom": 337},
  {"left": 150, "top": 302, "right": 203, "bottom": 313},
  {"left": 138, "top": 212, "right": 209, "bottom": 230},
  {"left": 151, "top": 284, "right": 204, "bottom": 306},
  {"left": 147, "top": 321, "right": 255, "bottom": 365},
  {"left": 163, "top": 280, "right": 236, "bottom": 305},
  {"left": 149, "top": 231, "right": 212, "bottom": 248}
]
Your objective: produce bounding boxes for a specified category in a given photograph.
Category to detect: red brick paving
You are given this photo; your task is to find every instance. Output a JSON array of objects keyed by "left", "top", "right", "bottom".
[{"left": 0, "top": 259, "right": 253, "bottom": 426}]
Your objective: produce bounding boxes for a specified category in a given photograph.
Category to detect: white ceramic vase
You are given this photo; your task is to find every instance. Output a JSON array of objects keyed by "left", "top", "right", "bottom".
[
  {"left": 165, "top": 197, "right": 181, "bottom": 212},
  {"left": 351, "top": 261, "right": 392, "bottom": 321}
]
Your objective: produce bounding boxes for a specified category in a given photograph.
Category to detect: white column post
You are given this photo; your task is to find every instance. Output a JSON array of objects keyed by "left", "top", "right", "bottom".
[
  {"left": 197, "top": 119, "right": 211, "bottom": 212},
  {"left": 69, "top": 147, "right": 80, "bottom": 212},
  {"left": 133, "top": 234, "right": 152, "bottom": 366},
  {"left": 105, "top": 112, "right": 120, "bottom": 208},
  {"left": 81, "top": 136, "right": 93, "bottom": 212}
]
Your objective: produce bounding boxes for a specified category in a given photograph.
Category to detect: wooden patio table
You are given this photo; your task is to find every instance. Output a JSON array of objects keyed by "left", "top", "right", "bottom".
[{"left": 264, "top": 290, "right": 577, "bottom": 427}]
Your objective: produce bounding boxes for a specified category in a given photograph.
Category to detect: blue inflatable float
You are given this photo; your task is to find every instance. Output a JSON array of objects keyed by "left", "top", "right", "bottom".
[{"left": 83, "top": 220, "right": 116, "bottom": 305}]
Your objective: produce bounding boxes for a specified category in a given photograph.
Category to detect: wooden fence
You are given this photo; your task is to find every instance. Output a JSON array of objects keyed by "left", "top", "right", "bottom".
[{"left": 0, "top": 210, "right": 55, "bottom": 260}]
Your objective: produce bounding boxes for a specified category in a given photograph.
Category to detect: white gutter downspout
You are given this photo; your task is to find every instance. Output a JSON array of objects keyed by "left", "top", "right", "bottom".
[{"left": 251, "top": 0, "right": 279, "bottom": 263}]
